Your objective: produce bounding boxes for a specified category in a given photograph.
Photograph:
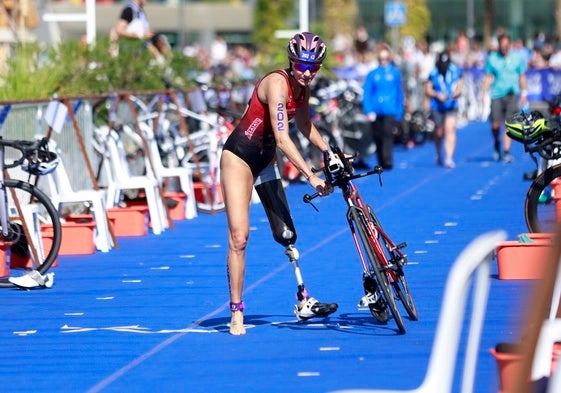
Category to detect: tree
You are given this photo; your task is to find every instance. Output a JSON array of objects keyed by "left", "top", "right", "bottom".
[
  {"left": 323, "top": 0, "right": 358, "bottom": 43},
  {"left": 399, "top": 0, "right": 430, "bottom": 44},
  {"left": 484, "top": 0, "right": 494, "bottom": 49},
  {"left": 252, "top": 0, "right": 294, "bottom": 71},
  {"left": 557, "top": 0, "right": 561, "bottom": 42}
]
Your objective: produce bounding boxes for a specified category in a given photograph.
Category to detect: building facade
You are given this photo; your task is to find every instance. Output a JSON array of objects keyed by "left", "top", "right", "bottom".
[{"left": 41, "top": 0, "right": 557, "bottom": 48}]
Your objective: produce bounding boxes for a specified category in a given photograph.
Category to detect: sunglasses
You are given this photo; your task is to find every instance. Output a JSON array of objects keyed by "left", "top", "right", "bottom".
[{"left": 293, "top": 62, "right": 322, "bottom": 73}]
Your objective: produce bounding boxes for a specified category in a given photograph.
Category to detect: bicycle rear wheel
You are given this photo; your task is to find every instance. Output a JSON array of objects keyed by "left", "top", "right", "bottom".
[
  {"left": 366, "top": 205, "right": 418, "bottom": 321},
  {"left": 525, "top": 164, "right": 561, "bottom": 233},
  {"left": 0, "top": 179, "right": 62, "bottom": 287},
  {"left": 349, "top": 206, "right": 406, "bottom": 334}
]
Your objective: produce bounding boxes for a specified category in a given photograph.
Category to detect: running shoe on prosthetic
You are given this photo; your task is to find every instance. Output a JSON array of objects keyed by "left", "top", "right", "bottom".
[
  {"left": 287, "top": 245, "right": 338, "bottom": 322},
  {"left": 296, "top": 295, "right": 339, "bottom": 322}
]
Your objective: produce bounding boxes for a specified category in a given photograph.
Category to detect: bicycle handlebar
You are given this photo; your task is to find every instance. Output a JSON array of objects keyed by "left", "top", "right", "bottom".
[
  {"left": 0, "top": 137, "right": 51, "bottom": 169},
  {"left": 303, "top": 166, "right": 384, "bottom": 202},
  {"left": 302, "top": 144, "right": 384, "bottom": 210},
  {"left": 521, "top": 132, "right": 561, "bottom": 161}
]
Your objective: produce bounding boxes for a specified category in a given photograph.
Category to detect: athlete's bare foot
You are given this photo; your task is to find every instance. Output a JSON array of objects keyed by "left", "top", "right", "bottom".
[{"left": 229, "top": 311, "right": 246, "bottom": 335}]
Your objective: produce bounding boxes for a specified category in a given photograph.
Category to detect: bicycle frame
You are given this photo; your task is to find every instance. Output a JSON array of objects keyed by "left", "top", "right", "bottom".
[
  {"left": 303, "top": 144, "right": 416, "bottom": 333},
  {"left": 342, "top": 179, "right": 404, "bottom": 284}
]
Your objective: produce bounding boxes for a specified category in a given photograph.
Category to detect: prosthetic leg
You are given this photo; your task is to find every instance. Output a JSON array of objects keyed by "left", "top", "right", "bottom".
[{"left": 255, "top": 166, "right": 337, "bottom": 321}]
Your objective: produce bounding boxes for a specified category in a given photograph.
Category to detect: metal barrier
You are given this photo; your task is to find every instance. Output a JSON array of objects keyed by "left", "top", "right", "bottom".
[{"left": 0, "top": 85, "right": 251, "bottom": 212}]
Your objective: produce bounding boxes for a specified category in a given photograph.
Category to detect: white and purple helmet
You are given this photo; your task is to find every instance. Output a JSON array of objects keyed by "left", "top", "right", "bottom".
[{"left": 287, "top": 32, "right": 327, "bottom": 64}]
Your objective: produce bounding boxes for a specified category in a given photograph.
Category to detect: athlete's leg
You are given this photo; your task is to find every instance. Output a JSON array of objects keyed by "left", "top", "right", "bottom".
[
  {"left": 490, "top": 98, "right": 503, "bottom": 160},
  {"left": 220, "top": 150, "right": 254, "bottom": 335},
  {"left": 502, "top": 94, "right": 519, "bottom": 155},
  {"left": 255, "top": 164, "right": 338, "bottom": 321},
  {"left": 443, "top": 112, "right": 458, "bottom": 166},
  {"left": 254, "top": 166, "right": 297, "bottom": 246},
  {"left": 431, "top": 111, "right": 444, "bottom": 166},
  {"left": 254, "top": 165, "right": 306, "bottom": 296}
]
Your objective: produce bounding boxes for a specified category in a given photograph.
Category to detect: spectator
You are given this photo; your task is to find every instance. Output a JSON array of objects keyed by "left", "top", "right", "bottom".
[
  {"left": 112, "top": 0, "right": 170, "bottom": 63},
  {"left": 529, "top": 46, "right": 549, "bottom": 69},
  {"left": 354, "top": 26, "right": 370, "bottom": 62},
  {"left": 416, "top": 40, "right": 435, "bottom": 113},
  {"left": 548, "top": 44, "right": 561, "bottom": 69},
  {"left": 481, "top": 34, "right": 528, "bottom": 163},
  {"left": 512, "top": 38, "right": 531, "bottom": 65},
  {"left": 210, "top": 34, "right": 228, "bottom": 66},
  {"left": 466, "top": 39, "right": 487, "bottom": 68},
  {"left": 454, "top": 30, "right": 470, "bottom": 67},
  {"left": 362, "top": 45, "right": 405, "bottom": 170},
  {"left": 425, "top": 50, "right": 464, "bottom": 168}
]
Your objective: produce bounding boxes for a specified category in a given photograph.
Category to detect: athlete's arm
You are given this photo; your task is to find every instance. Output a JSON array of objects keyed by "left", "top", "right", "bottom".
[
  {"left": 260, "top": 74, "right": 312, "bottom": 176},
  {"left": 294, "top": 90, "right": 330, "bottom": 153},
  {"left": 260, "top": 73, "right": 330, "bottom": 194}
]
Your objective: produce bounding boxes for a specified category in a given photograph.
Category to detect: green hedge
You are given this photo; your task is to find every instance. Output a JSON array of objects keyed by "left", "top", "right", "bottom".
[{"left": 0, "top": 37, "right": 203, "bottom": 101}]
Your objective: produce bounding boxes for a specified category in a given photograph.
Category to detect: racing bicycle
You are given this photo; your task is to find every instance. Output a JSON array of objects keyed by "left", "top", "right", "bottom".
[
  {"left": 303, "top": 145, "right": 418, "bottom": 334},
  {"left": 506, "top": 110, "right": 561, "bottom": 233}
]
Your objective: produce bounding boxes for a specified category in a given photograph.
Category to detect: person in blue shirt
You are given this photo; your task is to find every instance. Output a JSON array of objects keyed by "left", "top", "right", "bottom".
[
  {"left": 481, "top": 34, "right": 528, "bottom": 163},
  {"left": 425, "top": 50, "right": 464, "bottom": 168},
  {"left": 362, "top": 45, "right": 405, "bottom": 170}
]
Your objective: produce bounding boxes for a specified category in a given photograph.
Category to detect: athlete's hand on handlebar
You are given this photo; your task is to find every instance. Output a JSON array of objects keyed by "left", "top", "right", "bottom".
[{"left": 308, "top": 173, "right": 333, "bottom": 196}]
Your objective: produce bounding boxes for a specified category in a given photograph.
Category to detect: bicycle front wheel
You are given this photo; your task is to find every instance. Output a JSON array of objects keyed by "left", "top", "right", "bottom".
[
  {"left": 525, "top": 165, "right": 561, "bottom": 233},
  {"left": 366, "top": 205, "right": 418, "bottom": 321},
  {"left": 0, "top": 179, "right": 62, "bottom": 287},
  {"left": 349, "top": 206, "right": 406, "bottom": 334}
]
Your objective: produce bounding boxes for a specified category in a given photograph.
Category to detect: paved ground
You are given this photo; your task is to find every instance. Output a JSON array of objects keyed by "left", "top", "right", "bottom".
[{"left": 0, "top": 121, "right": 543, "bottom": 392}]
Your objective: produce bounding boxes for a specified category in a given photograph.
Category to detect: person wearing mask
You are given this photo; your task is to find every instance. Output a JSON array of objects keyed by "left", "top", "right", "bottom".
[
  {"left": 425, "top": 50, "right": 464, "bottom": 168},
  {"left": 481, "top": 34, "right": 528, "bottom": 163},
  {"left": 220, "top": 32, "right": 341, "bottom": 335},
  {"left": 362, "top": 45, "right": 405, "bottom": 170}
]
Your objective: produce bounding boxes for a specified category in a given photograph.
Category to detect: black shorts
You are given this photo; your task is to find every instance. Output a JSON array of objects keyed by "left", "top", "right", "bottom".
[
  {"left": 222, "top": 135, "right": 276, "bottom": 178},
  {"left": 430, "top": 109, "right": 458, "bottom": 128},
  {"left": 490, "top": 94, "right": 519, "bottom": 124}
]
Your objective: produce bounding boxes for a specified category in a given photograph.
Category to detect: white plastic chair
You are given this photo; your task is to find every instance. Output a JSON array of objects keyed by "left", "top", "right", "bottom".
[
  {"left": 18, "top": 203, "right": 48, "bottom": 263},
  {"left": 136, "top": 122, "right": 197, "bottom": 219},
  {"left": 44, "top": 139, "right": 114, "bottom": 253},
  {"left": 331, "top": 229, "right": 508, "bottom": 393},
  {"left": 531, "top": 250, "right": 561, "bottom": 382},
  {"left": 96, "top": 126, "right": 168, "bottom": 235}
]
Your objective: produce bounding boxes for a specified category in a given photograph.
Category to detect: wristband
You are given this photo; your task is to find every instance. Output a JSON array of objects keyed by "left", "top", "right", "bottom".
[
  {"left": 306, "top": 173, "right": 316, "bottom": 181},
  {"left": 521, "top": 90, "right": 528, "bottom": 96}
]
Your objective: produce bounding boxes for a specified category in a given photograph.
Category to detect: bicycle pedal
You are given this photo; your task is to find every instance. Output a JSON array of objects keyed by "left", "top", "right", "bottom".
[{"left": 396, "top": 242, "right": 407, "bottom": 250}]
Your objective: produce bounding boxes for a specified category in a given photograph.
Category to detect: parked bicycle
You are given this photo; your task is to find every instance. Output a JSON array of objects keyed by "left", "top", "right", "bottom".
[
  {"left": 506, "top": 111, "right": 561, "bottom": 233},
  {"left": 303, "top": 145, "right": 418, "bottom": 334},
  {"left": 0, "top": 131, "right": 62, "bottom": 288},
  {"left": 92, "top": 89, "right": 231, "bottom": 214},
  {"left": 146, "top": 89, "right": 232, "bottom": 213}
]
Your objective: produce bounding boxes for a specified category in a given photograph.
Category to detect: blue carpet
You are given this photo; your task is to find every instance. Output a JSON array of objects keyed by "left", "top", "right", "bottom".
[{"left": 0, "top": 121, "right": 542, "bottom": 392}]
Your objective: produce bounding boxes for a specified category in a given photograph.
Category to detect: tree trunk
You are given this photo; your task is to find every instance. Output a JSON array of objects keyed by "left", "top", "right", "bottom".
[
  {"left": 557, "top": 0, "right": 561, "bottom": 41},
  {"left": 484, "top": 0, "right": 494, "bottom": 50}
]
